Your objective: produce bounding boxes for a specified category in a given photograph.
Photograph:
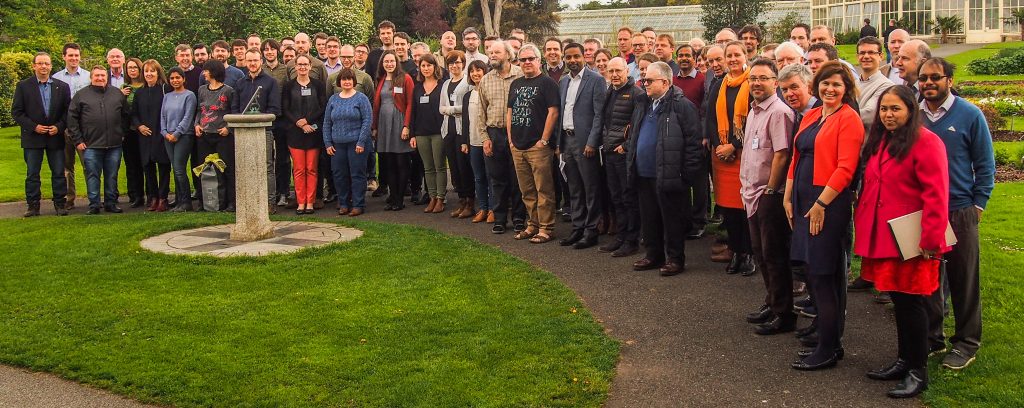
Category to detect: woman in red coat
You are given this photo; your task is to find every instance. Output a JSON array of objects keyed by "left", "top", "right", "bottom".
[{"left": 854, "top": 85, "right": 950, "bottom": 399}]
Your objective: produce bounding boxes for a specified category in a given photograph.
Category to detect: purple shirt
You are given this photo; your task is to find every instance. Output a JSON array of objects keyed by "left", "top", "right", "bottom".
[{"left": 740, "top": 93, "right": 794, "bottom": 216}]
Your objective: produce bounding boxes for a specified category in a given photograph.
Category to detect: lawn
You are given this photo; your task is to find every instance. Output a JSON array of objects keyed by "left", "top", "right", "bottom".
[
  {"left": 0, "top": 126, "right": 127, "bottom": 202},
  {"left": 0, "top": 214, "right": 619, "bottom": 407},
  {"left": 836, "top": 42, "right": 1024, "bottom": 83}
]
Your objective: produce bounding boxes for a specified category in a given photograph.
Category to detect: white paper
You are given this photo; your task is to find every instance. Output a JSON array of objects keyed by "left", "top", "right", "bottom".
[{"left": 887, "top": 210, "right": 957, "bottom": 261}]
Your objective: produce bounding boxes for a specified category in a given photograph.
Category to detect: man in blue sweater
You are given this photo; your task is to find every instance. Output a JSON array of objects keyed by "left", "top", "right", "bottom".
[{"left": 919, "top": 57, "right": 995, "bottom": 371}]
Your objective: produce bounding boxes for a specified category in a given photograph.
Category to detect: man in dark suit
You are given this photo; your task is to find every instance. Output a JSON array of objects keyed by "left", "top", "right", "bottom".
[
  {"left": 557, "top": 43, "right": 607, "bottom": 249},
  {"left": 11, "top": 52, "right": 72, "bottom": 217}
]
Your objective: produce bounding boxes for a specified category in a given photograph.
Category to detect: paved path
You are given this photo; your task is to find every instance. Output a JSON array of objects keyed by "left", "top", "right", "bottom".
[
  {"left": 0, "top": 197, "right": 921, "bottom": 407},
  {"left": 931, "top": 43, "right": 985, "bottom": 58}
]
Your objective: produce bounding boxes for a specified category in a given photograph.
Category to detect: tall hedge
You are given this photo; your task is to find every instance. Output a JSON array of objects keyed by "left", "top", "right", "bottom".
[{"left": 0, "top": 52, "right": 34, "bottom": 127}]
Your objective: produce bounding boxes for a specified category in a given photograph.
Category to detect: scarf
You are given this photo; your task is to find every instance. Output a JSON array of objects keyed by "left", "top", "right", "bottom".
[
  {"left": 192, "top": 153, "right": 227, "bottom": 176},
  {"left": 715, "top": 68, "right": 751, "bottom": 145}
]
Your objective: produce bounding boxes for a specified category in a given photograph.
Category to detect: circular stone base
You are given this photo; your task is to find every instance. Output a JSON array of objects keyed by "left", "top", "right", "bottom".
[{"left": 141, "top": 221, "right": 362, "bottom": 257}]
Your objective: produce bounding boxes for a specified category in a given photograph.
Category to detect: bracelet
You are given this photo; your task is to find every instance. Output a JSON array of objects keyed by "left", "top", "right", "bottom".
[{"left": 815, "top": 199, "right": 828, "bottom": 208}]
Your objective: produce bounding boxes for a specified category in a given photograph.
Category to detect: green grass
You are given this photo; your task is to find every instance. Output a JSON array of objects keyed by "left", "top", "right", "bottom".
[
  {"left": 923, "top": 182, "right": 1024, "bottom": 407},
  {"left": 0, "top": 214, "right": 619, "bottom": 407},
  {"left": 948, "top": 42, "right": 1024, "bottom": 83},
  {"left": 1, "top": 126, "right": 128, "bottom": 202},
  {"left": 1002, "top": 116, "right": 1024, "bottom": 132}
]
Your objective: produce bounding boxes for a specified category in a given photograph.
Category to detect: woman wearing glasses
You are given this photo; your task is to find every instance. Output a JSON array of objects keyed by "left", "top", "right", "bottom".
[
  {"left": 373, "top": 51, "right": 415, "bottom": 211},
  {"left": 282, "top": 54, "right": 328, "bottom": 214}
]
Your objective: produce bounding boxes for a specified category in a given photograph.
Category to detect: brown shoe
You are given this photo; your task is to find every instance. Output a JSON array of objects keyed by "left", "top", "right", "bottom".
[
  {"left": 711, "top": 241, "right": 729, "bottom": 254},
  {"left": 485, "top": 211, "right": 495, "bottom": 223},
  {"left": 348, "top": 208, "right": 363, "bottom": 217},
  {"left": 451, "top": 198, "right": 465, "bottom": 217},
  {"left": 711, "top": 248, "right": 734, "bottom": 263},
  {"left": 472, "top": 210, "right": 487, "bottom": 223},
  {"left": 313, "top": 198, "right": 325, "bottom": 210},
  {"left": 459, "top": 198, "right": 475, "bottom": 218},
  {"left": 424, "top": 197, "right": 437, "bottom": 213},
  {"left": 337, "top": 207, "right": 350, "bottom": 215},
  {"left": 432, "top": 198, "right": 445, "bottom": 213},
  {"left": 65, "top": 199, "right": 75, "bottom": 211}
]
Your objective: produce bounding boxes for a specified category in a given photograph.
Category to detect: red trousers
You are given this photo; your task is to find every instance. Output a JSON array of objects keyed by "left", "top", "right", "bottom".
[{"left": 290, "top": 147, "right": 320, "bottom": 205}]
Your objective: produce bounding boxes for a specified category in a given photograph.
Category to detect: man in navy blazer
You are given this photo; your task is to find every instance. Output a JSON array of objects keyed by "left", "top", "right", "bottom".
[
  {"left": 557, "top": 43, "right": 607, "bottom": 249},
  {"left": 11, "top": 52, "right": 72, "bottom": 217}
]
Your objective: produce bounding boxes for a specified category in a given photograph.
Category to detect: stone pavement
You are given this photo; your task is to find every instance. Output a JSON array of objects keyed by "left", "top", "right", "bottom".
[
  {"left": 0, "top": 365, "right": 158, "bottom": 408},
  {"left": 140, "top": 221, "right": 361, "bottom": 257},
  {"left": 0, "top": 197, "right": 921, "bottom": 407}
]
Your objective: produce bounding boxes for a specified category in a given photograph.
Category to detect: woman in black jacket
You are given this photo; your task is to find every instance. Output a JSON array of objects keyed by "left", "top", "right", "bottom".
[
  {"left": 132, "top": 59, "right": 171, "bottom": 212},
  {"left": 281, "top": 55, "right": 328, "bottom": 214}
]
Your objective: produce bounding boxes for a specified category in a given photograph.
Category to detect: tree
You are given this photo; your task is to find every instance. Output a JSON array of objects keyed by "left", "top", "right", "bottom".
[
  {"left": 478, "top": 0, "right": 506, "bottom": 37},
  {"left": 410, "top": 0, "right": 451, "bottom": 36},
  {"left": 699, "top": 0, "right": 770, "bottom": 41},
  {"left": 454, "top": 0, "right": 559, "bottom": 40},
  {"left": 765, "top": 11, "right": 803, "bottom": 43},
  {"left": 931, "top": 15, "right": 963, "bottom": 44},
  {"left": 1009, "top": 8, "right": 1024, "bottom": 41}
]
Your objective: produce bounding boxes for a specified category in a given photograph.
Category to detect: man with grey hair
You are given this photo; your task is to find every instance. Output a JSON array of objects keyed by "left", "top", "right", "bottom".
[
  {"left": 478, "top": 40, "right": 526, "bottom": 234},
  {"left": 895, "top": 39, "right": 931, "bottom": 98},
  {"left": 882, "top": 29, "right": 910, "bottom": 84},
  {"left": 410, "top": 42, "right": 430, "bottom": 64},
  {"left": 105, "top": 48, "right": 128, "bottom": 91},
  {"left": 626, "top": 61, "right": 703, "bottom": 276},
  {"left": 601, "top": 57, "right": 644, "bottom": 256},
  {"left": 773, "top": 41, "right": 805, "bottom": 71},
  {"left": 714, "top": 28, "right": 738, "bottom": 45},
  {"left": 778, "top": 63, "right": 818, "bottom": 126}
]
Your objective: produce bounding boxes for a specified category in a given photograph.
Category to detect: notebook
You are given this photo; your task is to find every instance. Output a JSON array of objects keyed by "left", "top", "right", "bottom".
[{"left": 887, "top": 210, "right": 957, "bottom": 261}]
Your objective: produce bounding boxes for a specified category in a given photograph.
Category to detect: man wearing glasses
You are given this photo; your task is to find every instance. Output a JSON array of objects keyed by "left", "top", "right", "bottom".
[
  {"left": 854, "top": 36, "right": 894, "bottom": 133},
  {"left": 626, "top": 33, "right": 649, "bottom": 81},
  {"left": 626, "top": 62, "right": 703, "bottom": 276},
  {"left": 323, "top": 37, "right": 343, "bottom": 76}
]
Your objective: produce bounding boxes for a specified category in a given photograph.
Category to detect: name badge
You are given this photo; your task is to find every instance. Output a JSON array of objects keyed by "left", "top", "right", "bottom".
[
  {"left": 419, "top": 95, "right": 430, "bottom": 104},
  {"left": 300, "top": 87, "right": 312, "bottom": 96},
  {"left": 752, "top": 137, "right": 760, "bottom": 149},
  {"left": 394, "top": 87, "right": 403, "bottom": 94}
]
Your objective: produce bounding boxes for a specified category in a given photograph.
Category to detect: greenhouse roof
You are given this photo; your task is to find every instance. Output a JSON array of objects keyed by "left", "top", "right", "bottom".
[{"left": 556, "top": 1, "right": 810, "bottom": 38}]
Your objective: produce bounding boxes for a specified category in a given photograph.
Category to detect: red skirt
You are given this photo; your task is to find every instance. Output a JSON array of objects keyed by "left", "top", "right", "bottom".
[
  {"left": 712, "top": 153, "right": 743, "bottom": 209},
  {"left": 860, "top": 257, "right": 941, "bottom": 295}
]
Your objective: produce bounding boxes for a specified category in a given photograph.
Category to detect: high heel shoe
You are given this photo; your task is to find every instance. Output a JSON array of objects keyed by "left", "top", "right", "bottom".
[{"left": 791, "top": 354, "right": 839, "bottom": 371}]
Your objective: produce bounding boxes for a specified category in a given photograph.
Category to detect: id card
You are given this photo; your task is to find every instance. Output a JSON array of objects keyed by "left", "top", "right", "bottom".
[
  {"left": 420, "top": 95, "right": 430, "bottom": 104},
  {"left": 751, "top": 137, "right": 760, "bottom": 149},
  {"left": 394, "top": 87, "right": 403, "bottom": 94},
  {"left": 300, "top": 87, "right": 312, "bottom": 96}
]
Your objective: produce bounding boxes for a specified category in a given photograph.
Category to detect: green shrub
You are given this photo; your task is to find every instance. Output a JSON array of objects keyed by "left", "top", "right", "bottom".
[
  {"left": 957, "top": 85, "right": 1024, "bottom": 97},
  {"left": 0, "top": 51, "right": 35, "bottom": 128},
  {"left": 836, "top": 30, "right": 860, "bottom": 45},
  {"left": 994, "top": 147, "right": 1011, "bottom": 166},
  {"left": 1016, "top": 144, "right": 1024, "bottom": 170},
  {"left": 967, "top": 47, "right": 1024, "bottom": 75},
  {"left": 978, "top": 103, "right": 1007, "bottom": 130}
]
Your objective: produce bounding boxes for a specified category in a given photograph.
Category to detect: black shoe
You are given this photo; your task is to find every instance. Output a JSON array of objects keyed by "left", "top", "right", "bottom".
[
  {"left": 612, "top": 242, "right": 639, "bottom": 258},
  {"left": 848, "top": 276, "right": 874, "bottom": 291},
  {"left": 372, "top": 187, "right": 388, "bottom": 198},
  {"left": 23, "top": 203, "right": 41, "bottom": 217},
  {"left": 413, "top": 192, "right": 430, "bottom": 205},
  {"left": 86, "top": 207, "right": 100, "bottom": 215},
  {"left": 599, "top": 240, "right": 623, "bottom": 253},
  {"left": 573, "top": 235, "right": 598, "bottom": 250},
  {"left": 746, "top": 305, "right": 773, "bottom": 324},
  {"left": 492, "top": 224, "right": 506, "bottom": 234},
  {"left": 791, "top": 354, "right": 839, "bottom": 371},
  {"left": 54, "top": 203, "right": 69, "bottom": 216},
  {"left": 104, "top": 204, "right": 123, "bottom": 213},
  {"left": 794, "top": 297, "right": 813, "bottom": 311},
  {"left": 129, "top": 197, "right": 145, "bottom": 208},
  {"left": 222, "top": 204, "right": 236, "bottom": 213},
  {"left": 325, "top": 193, "right": 338, "bottom": 203},
  {"left": 798, "top": 347, "right": 845, "bottom": 360},
  {"left": 755, "top": 315, "right": 797, "bottom": 335},
  {"left": 799, "top": 331, "right": 819, "bottom": 347},
  {"left": 799, "top": 305, "right": 818, "bottom": 318},
  {"left": 873, "top": 292, "right": 893, "bottom": 304},
  {"left": 867, "top": 359, "right": 909, "bottom": 381},
  {"left": 383, "top": 204, "right": 395, "bottom": 211},
  {"left": 736, "top": 254, "right": 756, "bottom": 276},
  {"left": 887, "top": 369, "right": 928, "bottom": 399},
  {"left": 512, "top": 223, "right": 526, "bottom": 233},
  {"left": 795, "top": 324, "right": 817, "bottom": 338},
  {"left": 686, "top": 226, "right": 705, "bottom": 240},
  {"left": 726, "top": 253, "right": 741, "bottom": 274},
  {"left": 560, "top": 230, "right": 584, "bottom": 246}
]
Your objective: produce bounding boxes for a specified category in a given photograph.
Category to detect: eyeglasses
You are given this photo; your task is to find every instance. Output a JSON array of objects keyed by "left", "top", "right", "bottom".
[
  {"left": 339, "top": 55, "right": 355, "bottom": 59},
  {"left": 856, "top": 51, "right": 881, "bottom": 56},
  {"left": 518, "top": 56, "right": 538, "bottom": 63},
  {"left": 919, "top": 74, "right": 949, "bottom": 83},
  {"left": 642, "top": 77, "right": 666, "bottom": 85},
  {"left": 749, "top": 76, "right": 777, "bottom": 83},
  {"left": 296, "top": 63, "right": 310, "bottom": 67}
]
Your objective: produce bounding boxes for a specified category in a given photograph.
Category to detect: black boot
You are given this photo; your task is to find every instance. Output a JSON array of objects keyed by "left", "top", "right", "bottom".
[
  {"left": 23, "top": 202, "right": 40, "bottom": 217},
  {"left": 867, "top": 359, "right": 909, "bottom": 381},
  {"left": 887, "top": 368, "right": 927, "bottom": 399},
  {"left": 737, "top": 254, "right": 756, "bottom": 276},
  {"left": 726, "top": 253, "right": 741, "bottom": 274}
]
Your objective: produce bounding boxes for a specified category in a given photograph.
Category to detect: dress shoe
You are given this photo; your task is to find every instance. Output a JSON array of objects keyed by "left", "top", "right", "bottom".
[
  {"left": 686, "top": 226, "right": 705, "bottom": 240},
  {"left": 486, "top": 212, "right": 495, "bottom": 223},
  {"left": 795, "top": 324, "right": 817, "bottom": 338},
  {"left": 573, "top": 235, "right": 598, "bottom": 250},
  {"left": 86, "top": 207, "right": 100, "bottom": 215},
  {"left": 383, "top": 204, "right": 396, "bottom": 211},
  {"left": 710, "top": 248, "right": 733, "bottom": 262},
  {"left": 459, "top": 199, "right": 475, "bottom": 218},
  {"left": 798, "top": 331, "right": 819, "bottom": 347},
  {"left": 887, "top": 369, "right": 928, "bottom": 399},
  {"left": 104, "top": 204, "right": 124, "bottom": 213},
  {"left": 598, "top": 240, "right": 623, "bottom": 253},
  {"left": 848, "top": 276, "right": 874, "bottom": 291},
  {"left": 169, "top": 203, "right": 192, "bottom": 212},
  {"left": 711, "top": 240, "right": 729, "bottom": 254},
  {"left": 451, "top": 198, "right": 466, "bottom": 217},
  {"left": 371, "top": 186, "right": 388, "bottom": 197},
  {"left": 791, "top": 354, "right": 839, "bottom": 371},
  {"left": 612, "top": 242, "right": 639, "bottom": 257},
  {"left": 23, "top": 203, "right": 40, "bottom": 217},
  {"left": 147, "top": 197, "right": 159, "bottom": 211},
  {"left": 736, "top": 254, "right": 756, "bottom": 276},
  {"left": 726, "top": 253, "right": 742, "bottom": 274},
  {"left": 348, "top": 208, "right": 363, "bottom": 217},
  {"left": 632, "top": 258, "right": 663, "bottom": 271},
  {"left": 472, "top": 210, "right": 488, "bottom": 223},
  {"left": 867, "top": 359, "right": 909, "bottom": 381},
  {"left": 54, "top": 203, "right": 69, "bottom": 216},
  {"left": 337, "top": 207, "right": 350, "bottom": 215},
  {"left": 155, "top": 199, "right": 169, "bottom": 212},
  {"left": 313, "top": 198, "right": 325, "bottom": 210},
  {"left": 129, "top": 197, "right": 145, "bottom": 208},
  {"left": 560, "top": 230, "right": 584, "bottom": 246},
  {"left": 746, "top": 305, "right": 772, "bottom": 324},
  {"left": 659, "top": 262, "right": 684, "bottom": 276},
  {"left": 755, "top": 315, "right": 797, "bottom": 335},
  {"left": 432, "top": 198, "right": 445, "bottom": 213},
  {"left": 798, "top": 347, "right": 844, "bottom": 360}
]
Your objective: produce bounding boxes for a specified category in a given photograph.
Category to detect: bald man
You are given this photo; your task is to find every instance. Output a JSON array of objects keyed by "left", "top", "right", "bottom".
[
  {"left": 287, "top": 32, "right": 329, "bottom": 90},
  {"left": 882, "top": 29, "right": 910, "bottom": 85},
  {"left": 714, "top": 29, "right": 738, "bottom": 45},
  {"left": 896, "top": 39, "right": 931, "bottom": 98}
]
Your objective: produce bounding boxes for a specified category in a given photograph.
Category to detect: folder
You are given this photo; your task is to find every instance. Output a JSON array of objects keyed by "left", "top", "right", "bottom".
[{"left": 887, "top": 210, "right": 957, "bottom": 261}]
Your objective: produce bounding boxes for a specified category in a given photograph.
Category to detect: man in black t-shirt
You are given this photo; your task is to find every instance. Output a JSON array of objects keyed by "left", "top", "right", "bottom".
[{"left": 505, "top": 44, "right": 560, "bottom": 243}]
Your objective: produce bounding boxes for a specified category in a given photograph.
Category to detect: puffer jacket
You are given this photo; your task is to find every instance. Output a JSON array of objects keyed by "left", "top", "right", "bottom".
[
  {"left": 602, "top": 81, "right": 644, "bottom": 151},
  {"left": 626, "top": 85, "right": 705, "bottom": 193}
]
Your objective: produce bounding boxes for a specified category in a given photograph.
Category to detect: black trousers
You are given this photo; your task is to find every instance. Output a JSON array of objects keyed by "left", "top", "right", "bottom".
[
  {"left": 484, "top": 127, "right": 525, "bottom": 226},
  {"left": 274, "top": 123, "right": 292, "bottom": 197},
  {"left": 553, "top": 152, "right": 570, "bottom": 210},
  {"left": 688, "top": 165, "right": 710, "bottom": 230},
  {"left": 409, "top": 147, "right": 424, "bottom": 195},
  {"left": 603, "top": 151, "right": 639, "bottom": 243},
  {"left": 196, "top": 133, "right": 236, "bottom": 208},
  {"left": 316, "top": 148, "right": 337, "bottom": 199},
  {"left": 444, "top": 133, "right": 474, "bottom": 198},
  {"left": 122, "top": 135, "right": 144, "bottom": 201},
  {"left": 380, "top": 152, "right": 412, "bottom": 207},
  {"left": 927, "top": 206, "right": 982, "bottom": 356},
  {"left": 563, "top": 142, "right": 603, "bottom": 236},
  {"left": 892, "top": 291, "right": 930, "bottom": 369},
  {"left": 141, "top": 161, "right": 171, "bottom": 200},
  {"left": 636, "top": 176, "right": 690, "bottom": 264},
  {"left": 749, "top": 194, "right": 793, "bottom": 318},
  {"left": 721, "top": 206, "right": 752, "bottom": 254}
]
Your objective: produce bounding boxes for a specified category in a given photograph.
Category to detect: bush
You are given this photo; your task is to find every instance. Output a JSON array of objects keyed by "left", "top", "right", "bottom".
[
  {"left": 975, "top": 97, "right": 1024, "bottom": 117},
  {"left": 957, "top": 84, "right": 1024, "bottom": 97},
  {"left": 836, "top": 30, "right": 860, "bottom": 45},
  {"left": 967, "top": 47, "right": 1024, "bottom": 75},
  {"left": 995, "top": 147, "right": 1012, "bottom": 166},
  {"left": 978, "top": 103, "right": 1007, "bottom": 130},
  {"left": 0, "top": 51, "right": 35, "bottom": 128}
]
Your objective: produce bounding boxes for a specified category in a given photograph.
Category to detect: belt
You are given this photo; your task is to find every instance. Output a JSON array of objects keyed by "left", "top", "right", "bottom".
[{"left": 564, "top": 129, "right": 575, "bottom": 136}]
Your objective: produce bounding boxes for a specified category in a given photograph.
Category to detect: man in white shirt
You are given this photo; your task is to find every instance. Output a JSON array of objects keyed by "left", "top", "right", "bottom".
[
  {"left": 854, "top": 36, "right": 894, "bottom": 132},
  {"left": 462, "top": 27, "right": 489, "bottom": 65},
  {"left": 52, "top": 43, "right": 91, "bottom": 210}
]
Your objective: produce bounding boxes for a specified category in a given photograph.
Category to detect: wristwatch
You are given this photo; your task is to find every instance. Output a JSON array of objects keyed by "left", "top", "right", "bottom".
[
  {"left": 764, "top": 187, "right": 778, "bottom": 195},
  {"left": 539, "top": 139, "right": 549, "bottom": 146}
]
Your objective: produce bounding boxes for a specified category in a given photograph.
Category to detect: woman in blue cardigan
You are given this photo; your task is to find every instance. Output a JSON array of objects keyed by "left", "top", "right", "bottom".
[{"left": 323, "top": 68, "right": 373, "bottom": 216}]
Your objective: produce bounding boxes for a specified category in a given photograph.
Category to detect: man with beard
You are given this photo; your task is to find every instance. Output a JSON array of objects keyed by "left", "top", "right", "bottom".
[{"left": 366, "top": 21, "right": 396, "bottom": 80}]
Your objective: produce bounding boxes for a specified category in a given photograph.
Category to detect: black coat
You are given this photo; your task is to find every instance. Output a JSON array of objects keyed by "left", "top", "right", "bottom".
[
  {"left": 131, "top": 84, "right": 171, "bottom": 164},
  {"left": 11, "top": 76, "right": 71, "bottom": 149},
  {"left": 281, "top": 78, "right": 328, "bottom": 150},
  {"left": 602, "top": 81, "right": 644, "bottom": 151},
  {"left": 626, "top": 86, "right": 704, "bottom": 193},
  {"left": 67, "top": 85, "right": 129, "bottom": 148}
]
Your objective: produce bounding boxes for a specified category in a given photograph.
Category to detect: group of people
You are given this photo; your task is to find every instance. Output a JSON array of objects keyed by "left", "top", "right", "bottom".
[{"left": 13, "top": 19, "right": 994, "bottom": 399}]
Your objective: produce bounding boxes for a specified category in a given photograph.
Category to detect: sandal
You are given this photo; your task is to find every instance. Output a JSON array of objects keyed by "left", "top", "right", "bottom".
[
  {"left": 529, "top": 233, "right": 553, "bottom": 244},
  {"left": 513, "top": 229, "right": 538, "bottom": 240}
]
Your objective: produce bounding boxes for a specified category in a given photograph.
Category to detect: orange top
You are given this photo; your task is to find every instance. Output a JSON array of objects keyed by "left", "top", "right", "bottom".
[{"left": 787, "top": 104, "right": 864, "bottom": 192}]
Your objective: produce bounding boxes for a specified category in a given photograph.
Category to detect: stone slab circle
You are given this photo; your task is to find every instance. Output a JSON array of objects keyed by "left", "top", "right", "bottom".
[{"left": 140, "top": 221, "right": 363, "bottom": 257}]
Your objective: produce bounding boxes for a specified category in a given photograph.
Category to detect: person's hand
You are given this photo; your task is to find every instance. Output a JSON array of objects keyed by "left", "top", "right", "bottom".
[
  {"left": 584, "top": 145, "right": 596, "bottom": 158},
  {"left": 302, "top": 124, "right": 315, "bottom": 133},
  {"left": 76, "top": 143, "right": 86, "bottom": 152},
  {"left": 194, "top": 125, "right": 203, "bottom": 136},
  {"left": 218, "top": 127, "right": 229, "bottom": 137},
  {"left": 138, "top": 125, "right": 152, "bottom": 136},
  {"left": 165, "top": 133, "right": 178, "bottom": 143},
  {"left": 34, "top": 125, "right": 48, "bottom": 134},
  {"left": 702, "top": 139, "right": 709, "bottom": 148},
  {"left": 614, "top": 145, "right": 625, "bottom": 154},
  {"left": 920, "top": 248, "right": 937, "bottom": 260},
  {"left": 120, "top": 87, "right": 132, "bottom": 96},
  {"left": 975, "top": 207, "right": 983, "bottom": 223},
  {"left": 326, "top": 146, "right": 336, "bottom": 156},
  {"left": 715, "top": 144, "right": 736, "bottom": 162},
  {"left": 410, "top": 137, "right": 417, "bottom": 149},
  {"left": 47, "top": 126, "right": 58, "bottom": 136},
  {"left": 355, "top": 145, "right": 365, "bottom": 154},
  {"left": 461, "top": 144, "right": 469, "bottom": 154},
  {"left": 483, "top": 139, "right": 493, "bottom": 157},
  {"left": 805, "top": 203, "right": 826, "bottom": 236},
  {"left": 783, "top": 200, "right": 794, "bottom": 230},
  {"left": 296, "top": 118, "right": 307, "bottom": 127},
  {"left": 401, "top": 127, "right": 410, "bottom": 140}
]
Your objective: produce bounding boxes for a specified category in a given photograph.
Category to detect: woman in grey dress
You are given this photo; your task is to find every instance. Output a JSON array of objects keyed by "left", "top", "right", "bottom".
[{"left": 372, "top": 51, "right": 415, "bottom": 211}]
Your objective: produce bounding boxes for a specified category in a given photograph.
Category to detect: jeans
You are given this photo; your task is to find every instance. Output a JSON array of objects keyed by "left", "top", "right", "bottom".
[
  {"left": 470, "top": 146, "right": 492, "bottom": 211},
  {"left": 83, "top": 147, "right": 122, "bottom": 208},
  {"left": 165, "top": 134, "right": 195, "bottom": 206},
  {"left": 484, "top": 127, "right": 525, "bottom": 226},
  {"left": 331, "top": 142, "right": 369, "bottom": 210},
  {"left": 366, "top": 139, "right": 377, "bottom": 180},
  {"left": 416, "top": 134, "right": 447, "bottom": 198},
  {"left": 24, "top": 147, "right": 67, "bottom": 205},
  {"left": 290, "top": 147, "right": 320, "bottom": 206}
]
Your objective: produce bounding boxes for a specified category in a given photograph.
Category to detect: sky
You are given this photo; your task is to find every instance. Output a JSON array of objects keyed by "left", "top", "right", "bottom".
[{"left": 560, "top": 0, "right": 593, "bottom": 10}]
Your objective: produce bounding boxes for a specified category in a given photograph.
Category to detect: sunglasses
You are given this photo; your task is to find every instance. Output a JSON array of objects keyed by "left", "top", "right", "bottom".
[
  {"left": 919, "top": 74, "right": 949, "bottom": 83},
  {"left": 518, "top": 56, "right": 538, "bottom": 63}
]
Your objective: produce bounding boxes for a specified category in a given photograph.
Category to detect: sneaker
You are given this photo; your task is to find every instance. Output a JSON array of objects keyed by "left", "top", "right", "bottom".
[
  {"left": 276, "top": 195, "right": 289, "bottom": 206},
  {"left": 928, "top": 344, "right": 948, "bottom": 358},
  {"left": 794, "top": 297, "right": 813, "bottom": 311},
  {"left": 799, "top": 305, "right": 817, "bottom": 318},
  {"left": 941, "top": 349, "right": 975, "bottom": 370},
  {"left": 848, "top": 276, "right": 874, "bottom": 291}
]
